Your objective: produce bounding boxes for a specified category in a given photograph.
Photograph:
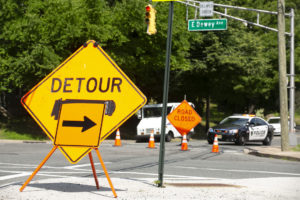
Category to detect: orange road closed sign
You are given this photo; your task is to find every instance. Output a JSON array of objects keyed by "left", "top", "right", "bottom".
[{"left": 167, "top": 100, "right": 201, "bottom": 135}]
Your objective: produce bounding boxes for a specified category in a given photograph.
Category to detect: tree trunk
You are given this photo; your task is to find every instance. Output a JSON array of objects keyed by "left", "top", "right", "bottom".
[
  {"left": 0, "top": 105, "right": 11, "bottom": 119},
  {"left": 278, "top": 0, "right": 289, "bottom": 151},
  {"left": 248, "top": 104, "right": 255, "bottom": 114}
]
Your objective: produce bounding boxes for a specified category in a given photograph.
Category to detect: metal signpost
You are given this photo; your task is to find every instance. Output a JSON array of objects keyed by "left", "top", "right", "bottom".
[{"left": 157, "top": 1, "right": 174, "bottom": 188}]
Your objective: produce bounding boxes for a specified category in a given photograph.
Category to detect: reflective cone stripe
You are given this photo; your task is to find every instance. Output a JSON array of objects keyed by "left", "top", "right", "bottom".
[
  {"left": 114, "top": 129, "right": 122, "bottom": 146},
  {"left": 148, "top": 131, "right": 155, "bottom": 148},
  {"left": 181, "top": 134, "right": 188, "bottom": 151},
  {"left": 212, "top": 134, "right": 219, "bottom": 153}
]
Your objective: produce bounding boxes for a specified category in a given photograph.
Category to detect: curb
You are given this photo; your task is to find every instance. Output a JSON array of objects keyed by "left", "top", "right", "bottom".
[
  {"left": 23, "top": 140, "right": 51, "bottom": 144},
  {"left": 244, "top": 148, "right": 300, "bottom": 162},
  {"left": 0, "top": 139, "right": 51, "bottom": 144}
]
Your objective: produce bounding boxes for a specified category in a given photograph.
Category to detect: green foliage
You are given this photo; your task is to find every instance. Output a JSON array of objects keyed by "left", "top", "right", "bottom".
[
  {"left": 0, "top": 117, "right": 47, "bottom": 140},
  {"left": 0, "top": 129, "right": 45, "bottom": 140},
  {"left": 291, "top": 145, "right": 300, "bottom": 152},
  {"left": 0, "top": 0, "right": 299, "bottom": 123}
]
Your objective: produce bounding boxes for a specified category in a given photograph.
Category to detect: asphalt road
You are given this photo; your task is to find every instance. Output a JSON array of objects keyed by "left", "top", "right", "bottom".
[{"left": 1, "top": 136, "right": 300, "bottom": 189}]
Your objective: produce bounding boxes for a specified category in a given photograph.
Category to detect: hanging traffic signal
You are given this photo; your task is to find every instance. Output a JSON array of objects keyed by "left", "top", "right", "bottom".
[
  {"left": 145, "top": 4, "right": 157, "bottom": 35},
  {"left": 145, "top": 5, "right": 151, "bottom": 24}
]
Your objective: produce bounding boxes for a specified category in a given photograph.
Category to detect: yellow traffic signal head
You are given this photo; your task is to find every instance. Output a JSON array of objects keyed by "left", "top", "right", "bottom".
[
  {"left": 145, "top": 5, "right": 151, "bottom": 24},
  {"left": 145, "top": 4, "right": 157, "bottom": 35}
]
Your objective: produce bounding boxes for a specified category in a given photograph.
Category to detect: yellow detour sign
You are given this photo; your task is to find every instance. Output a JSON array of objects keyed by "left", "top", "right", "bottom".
[
  {"left": 21, "top": 40, "right": 147, "bottom": 163},
  {"left": 167, "top": 100, "right": 201, "bottom": 135}
]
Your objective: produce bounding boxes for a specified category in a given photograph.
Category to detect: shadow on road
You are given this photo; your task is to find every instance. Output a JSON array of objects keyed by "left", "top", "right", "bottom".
[{"left": 15, "top": 182, "right": 125, "bottom": 193}]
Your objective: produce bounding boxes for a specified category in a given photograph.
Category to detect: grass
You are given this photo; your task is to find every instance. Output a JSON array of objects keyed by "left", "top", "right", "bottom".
[
  {"left": 295, "top": 112, "right": 300, "bottom": 125},
  {"left": 0, "top": 128, "right": 46, "bottom": 140},
  {"left": 291, "top": 145, "right": 300, "bottom": 152},
  {"left": 0, "top": 118, "right": 47, "bottom": 141}
]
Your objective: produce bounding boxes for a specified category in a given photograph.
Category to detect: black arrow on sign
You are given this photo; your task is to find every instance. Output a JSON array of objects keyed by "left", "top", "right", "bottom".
[{"left": 62, "top": 116, "right": 96, "bottom": 132}]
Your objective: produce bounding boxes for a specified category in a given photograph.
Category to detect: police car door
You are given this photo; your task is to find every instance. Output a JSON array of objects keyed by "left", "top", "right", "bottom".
[{"left": 249, "top": 118, "right": 268, "bottom": 140}]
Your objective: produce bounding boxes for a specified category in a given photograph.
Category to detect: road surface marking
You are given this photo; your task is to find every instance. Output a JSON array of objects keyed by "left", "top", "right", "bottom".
[
  {"left": 0, "top": 162, "right": 38, "bottom": 168},
  {"left": 64, "top": 163, "right": 100, "bottom": 169},
  {"left": 0, "top": 169, "right": 91, "bottom": 175},
  {"left": 0, "top": 162, "right": 110, "bottom": 171},
  {"left": 0, "top": 172, "right": 30, "bottom": 181}
]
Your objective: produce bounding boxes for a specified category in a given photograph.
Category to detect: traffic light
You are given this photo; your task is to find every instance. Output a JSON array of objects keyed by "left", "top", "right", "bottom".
[{"left": 145, "top": 4, "right": 157, "bottom": 35}]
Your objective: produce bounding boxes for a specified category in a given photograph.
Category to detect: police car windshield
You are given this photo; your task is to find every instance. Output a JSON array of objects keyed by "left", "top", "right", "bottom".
[{"left": 220, "top": 117, "right": 249, "bottom": 126}]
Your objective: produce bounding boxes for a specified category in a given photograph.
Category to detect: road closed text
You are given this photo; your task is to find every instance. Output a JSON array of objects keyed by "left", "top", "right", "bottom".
[
  {"left": 173, "top": 109, "right": 195, "bottom": 121},
  {"left": 51, "top": 77, "right": 122, "bottom": 93}
]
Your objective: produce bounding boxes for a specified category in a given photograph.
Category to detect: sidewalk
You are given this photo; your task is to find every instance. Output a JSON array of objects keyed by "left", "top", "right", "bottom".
[
  {"left": 245, "top": 146, "right": 300, "bottom": 162},
  {"left": 244, "top": 131, "right": 300, "bottom": 161},
  {"left": 0, "top": 139, "right": 51, "bottom": 144},
  {"left": 2, "top": 176, "right": 300, "bottom": 200}
]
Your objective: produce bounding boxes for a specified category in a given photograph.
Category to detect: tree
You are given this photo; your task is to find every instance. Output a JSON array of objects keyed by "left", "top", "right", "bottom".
[{"left": 0, "top": 0, "right": 299, "bottom": 126}]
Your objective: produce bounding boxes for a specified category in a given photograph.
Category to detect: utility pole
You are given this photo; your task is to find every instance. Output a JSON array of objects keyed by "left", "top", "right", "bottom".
[
  {"left": 289, "top": 8, "right": 295, "bottom": 133},
  {"left": 277, "top": 0, "right": 289, "bottom": 151}
]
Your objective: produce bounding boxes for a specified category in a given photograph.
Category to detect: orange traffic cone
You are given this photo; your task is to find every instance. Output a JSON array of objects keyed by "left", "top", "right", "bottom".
[
  {"left": 148, "top": 130, "right": 155, "bottom": 149},
  {"left": 181, "top": 134, "right": 188, "bottom": 151},
  {"left": 114, "top": 129, "right": 122, "bottom": 147},
  {"left": 212, "top": 134, "right": 219, "bottom": 153}
]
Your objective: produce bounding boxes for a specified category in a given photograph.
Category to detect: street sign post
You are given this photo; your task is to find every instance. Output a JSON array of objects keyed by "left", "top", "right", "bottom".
[
  {"left": 167, "top": 100, "right": 201, "bottom": 135},
  {"left": 157, "top": 1, "right": 174, "bottom": 188},
  {"left": 188, "top": 19, "right": 227, "bottom": 31},
  {"left": 21, "top": 40, "right": 147, "bottom": 164}
]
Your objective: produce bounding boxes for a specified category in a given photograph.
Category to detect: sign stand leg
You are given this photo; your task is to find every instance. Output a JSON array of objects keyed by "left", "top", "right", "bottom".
[
  {"left": 94, "top": 148, "right": 117, "bottom": 198},
  {"left": 88, "top": 152, "right": 100, "bottom": 189},
  {"left": 20, "top": 145, "right": 58, "bottom": 192}
]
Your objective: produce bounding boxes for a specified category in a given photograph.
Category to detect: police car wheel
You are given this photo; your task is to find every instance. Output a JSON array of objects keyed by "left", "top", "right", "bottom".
[
  {"left": 237, "top": 135, "right": 246, "bottom": 146},
  {"left": 262, "top": 135, "right": 272, "bottom": 146}
]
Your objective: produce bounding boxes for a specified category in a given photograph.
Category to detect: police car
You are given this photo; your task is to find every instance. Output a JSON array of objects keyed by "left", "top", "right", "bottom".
[{"left": 207, "top": 114, "right": 274, "bottom": 145}]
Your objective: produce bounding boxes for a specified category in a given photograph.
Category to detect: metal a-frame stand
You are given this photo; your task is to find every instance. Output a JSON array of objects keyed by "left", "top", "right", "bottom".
[{"left": 19, "top": 146, "right": 117, "bottom": 198}]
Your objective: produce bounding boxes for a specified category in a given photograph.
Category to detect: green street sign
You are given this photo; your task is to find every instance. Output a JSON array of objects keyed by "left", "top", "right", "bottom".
[{"left": 188, "top": 19, "right": 227, "bottom": 31}]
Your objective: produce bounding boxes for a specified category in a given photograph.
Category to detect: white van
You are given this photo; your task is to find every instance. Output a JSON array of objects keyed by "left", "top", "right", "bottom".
[{"left": 136, "top": 102, "right": 195, "bottom": 142}]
